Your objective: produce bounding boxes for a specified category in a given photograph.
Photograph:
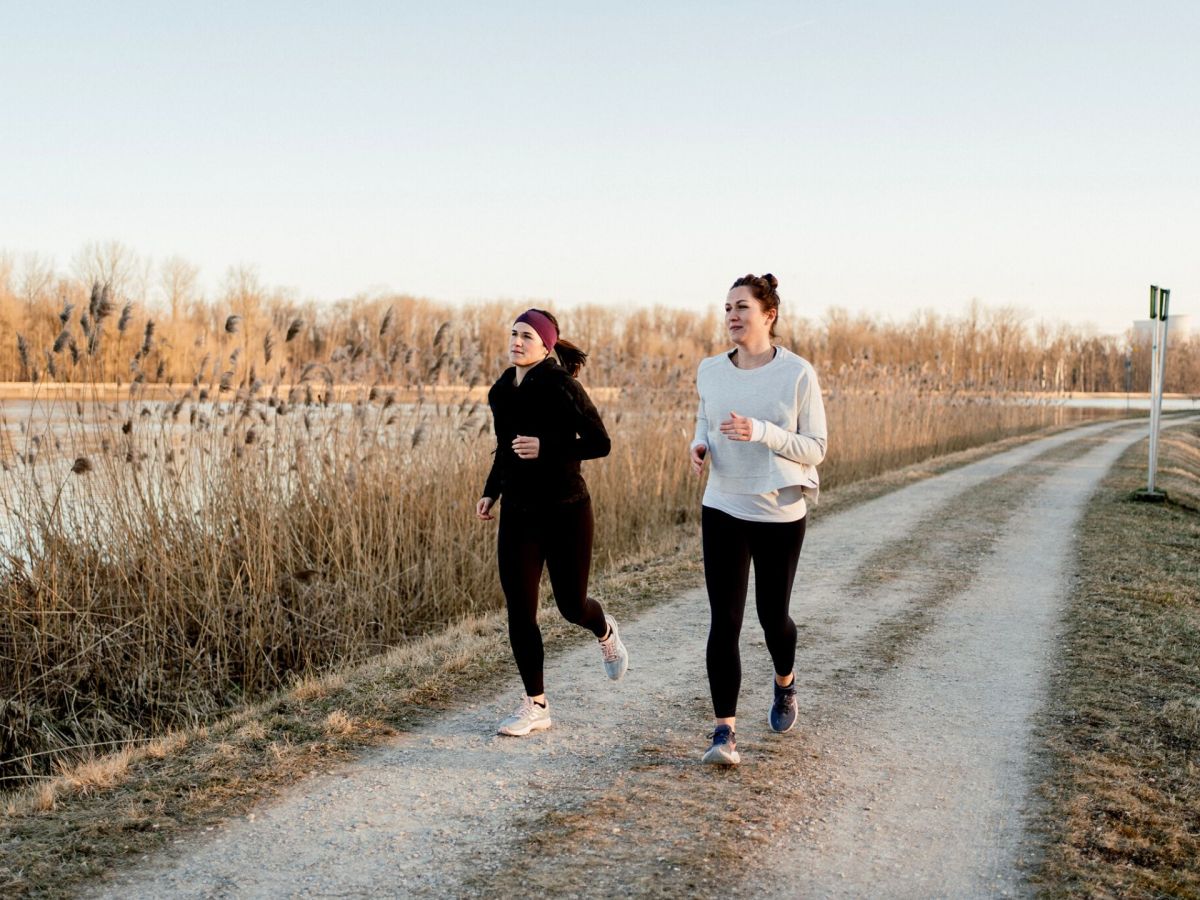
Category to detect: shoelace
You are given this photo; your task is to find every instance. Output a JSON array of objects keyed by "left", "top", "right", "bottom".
[
  {"left": 599, "top": 631, "right": 620, "bottom": 662},
  {"left": 514, "top": 697, "right": 538, "bottom": 718},
  {"left": 709, "top": 728, "right": 734, "bottom": 745}
]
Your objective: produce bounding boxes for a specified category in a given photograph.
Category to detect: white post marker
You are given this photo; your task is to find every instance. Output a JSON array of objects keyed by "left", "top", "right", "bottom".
[{"left": 1139, "top": 285, "right": 1171, "bottom": 501}]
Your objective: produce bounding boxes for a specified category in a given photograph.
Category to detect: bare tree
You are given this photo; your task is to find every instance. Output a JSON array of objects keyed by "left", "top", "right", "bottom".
[
  {"left": 219, "top": 263, "right": 266, "bottom": 386},
  {"left": 158, "top": 256, "right": 201, "bottom": 322},
  {"left": 222, "top": 263, "right": 263, "bottom": 324},
  {"left": 71, "top": 240, "right": 143, "bottom": 301},
  {"left": 0, "top": 250, "right": 15, "bottom": 302},
  {"left": 987, "top": 305, "right": 1030, "bottom": 389},
  {"left": 18, "top": 253, "right": 56, "bottom": 311}
]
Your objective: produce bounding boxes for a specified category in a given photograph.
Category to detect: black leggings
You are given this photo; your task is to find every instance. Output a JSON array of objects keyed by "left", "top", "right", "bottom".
[
  {"left": 498, "top": 497, "right": 608, "bottom": 697},
  {"left": 702, "top": 505, "right": 807, "bottom": 719}
]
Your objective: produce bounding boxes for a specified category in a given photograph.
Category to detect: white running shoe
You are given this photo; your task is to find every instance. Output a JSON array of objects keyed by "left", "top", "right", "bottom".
[
  {"left": 598, "top": 614, "right": 629, "bottom": 680},
  {"left": 497, "top": 696, "right": 551, "bottom": 736}
]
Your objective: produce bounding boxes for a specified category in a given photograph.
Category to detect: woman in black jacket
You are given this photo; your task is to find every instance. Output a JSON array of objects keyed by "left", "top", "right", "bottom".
[{"left": 476, "top": 309, "right": 629, "bottom": 736}]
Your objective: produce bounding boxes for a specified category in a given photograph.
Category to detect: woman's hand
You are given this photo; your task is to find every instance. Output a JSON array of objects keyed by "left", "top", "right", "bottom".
[
  {"left": 719, "top": 411, "right": 754, "bottom": 441},
  {"left": 512, "top": 435, "right": 540, "bottom": 459},
  {"left": 476, "top": 497, "right": 496, "bottom": 520},
  {"left": 690, "top": 443, "right": 708, "bottom": 476}
]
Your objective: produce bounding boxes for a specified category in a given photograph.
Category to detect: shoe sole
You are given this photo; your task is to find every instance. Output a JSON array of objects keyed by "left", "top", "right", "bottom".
[
  {"left": 701, "top": 746, "right": 741, "bottom": 766},
  {"left": 604, "top": 648, "right": 628, "bottom": 681},
  {"left": 497, "top": 718, "right": 552, "bottom": 737}
]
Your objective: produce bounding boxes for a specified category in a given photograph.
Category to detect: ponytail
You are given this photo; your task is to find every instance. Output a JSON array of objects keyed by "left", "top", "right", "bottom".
[
  {"left": 527, "top": 308, "right": 588, "bottom": 377},
  {"left": 554, "top": 338, "right": 588, "bottom": 377}
]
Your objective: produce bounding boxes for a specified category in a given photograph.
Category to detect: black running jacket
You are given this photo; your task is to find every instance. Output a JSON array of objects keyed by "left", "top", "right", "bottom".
[{"left": 482, "top": 357, "right": 611, "bottom": 509}]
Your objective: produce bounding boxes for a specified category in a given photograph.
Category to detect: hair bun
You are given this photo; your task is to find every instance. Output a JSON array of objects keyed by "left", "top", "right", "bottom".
[{"left": 762, "top": 273, "right": 778, "bottom": 290}]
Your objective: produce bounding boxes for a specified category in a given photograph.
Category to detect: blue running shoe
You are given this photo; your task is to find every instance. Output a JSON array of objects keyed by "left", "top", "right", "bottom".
[
  {"left": 768, "top": 679, "right": 798, "bottom": 733},
  {"left": 701, "top": 724, "right": 740, "bottom": 766}
]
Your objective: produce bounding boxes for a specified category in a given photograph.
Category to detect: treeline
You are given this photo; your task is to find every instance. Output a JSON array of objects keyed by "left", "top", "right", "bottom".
[{"left": 1, "top": 242, "right": 1197, "bottom": 393}]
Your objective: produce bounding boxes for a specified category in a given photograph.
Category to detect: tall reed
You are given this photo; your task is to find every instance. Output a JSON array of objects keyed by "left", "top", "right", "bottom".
[{"left": 0, "top": 298, "right": 1113, "bottom": 784}]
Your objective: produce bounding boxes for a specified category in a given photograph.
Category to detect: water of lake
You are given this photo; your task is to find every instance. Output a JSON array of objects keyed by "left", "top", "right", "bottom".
[{"left": 1058, "top": 396, "right": 1200, "bottom": 411}]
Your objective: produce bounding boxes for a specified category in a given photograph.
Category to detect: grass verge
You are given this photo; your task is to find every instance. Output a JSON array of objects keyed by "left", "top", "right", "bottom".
[{"left": 1035, "top": 421, "right": 1200, "bottom": 898}]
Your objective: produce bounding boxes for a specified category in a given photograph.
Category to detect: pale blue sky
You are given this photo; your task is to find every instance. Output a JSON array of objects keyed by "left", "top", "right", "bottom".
[{"left": 2, "top": 1, "right": 1196, "bottom": 334}]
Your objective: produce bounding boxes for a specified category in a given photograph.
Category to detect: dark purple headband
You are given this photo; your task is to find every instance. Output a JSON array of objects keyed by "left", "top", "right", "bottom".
[{"left": 514, "top": 309, "right": 557, "bottom": 351}]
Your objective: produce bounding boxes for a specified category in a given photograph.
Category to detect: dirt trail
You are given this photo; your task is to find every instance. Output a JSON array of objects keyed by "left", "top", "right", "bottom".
[{"left": 92, "top": 418, "right": 1193, "bottom": 899}]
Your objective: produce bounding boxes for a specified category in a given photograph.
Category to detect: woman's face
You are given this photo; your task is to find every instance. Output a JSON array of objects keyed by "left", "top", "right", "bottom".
[
  {"left": 509, "top": 322, "right": 549, "bottom": 367},
  {"left": 725, "top": 286, "right": 775, "bottom": 345}
]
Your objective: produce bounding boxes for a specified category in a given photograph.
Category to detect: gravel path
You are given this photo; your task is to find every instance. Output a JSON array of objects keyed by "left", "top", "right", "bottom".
[{"left": 92, "top": 417, "right": 1192, "bottom": 899}]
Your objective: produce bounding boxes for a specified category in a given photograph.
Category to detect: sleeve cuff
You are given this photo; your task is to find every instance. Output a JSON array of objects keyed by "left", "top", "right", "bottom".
[{"left": 750, "top": 418, "right": 766, "bottom": 443}]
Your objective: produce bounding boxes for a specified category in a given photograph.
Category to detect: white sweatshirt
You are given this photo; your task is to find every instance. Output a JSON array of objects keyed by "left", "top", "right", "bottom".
[{"left": 692, "top": 347, "right": 828, "bottom": 521}]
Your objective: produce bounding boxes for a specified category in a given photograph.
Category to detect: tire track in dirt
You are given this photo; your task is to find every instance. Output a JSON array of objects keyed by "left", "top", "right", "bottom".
[{"left": 93, "top": 418, "right": 1184, "bottom": 899}]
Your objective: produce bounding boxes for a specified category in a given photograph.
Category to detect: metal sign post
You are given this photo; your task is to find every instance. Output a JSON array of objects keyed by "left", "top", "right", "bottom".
[
  {"left": 1137, "top": 285, "right": 1170, "bottom": 501},
  {"left": 1124, "top": 351, "right": 1132, "bottom": 411}
]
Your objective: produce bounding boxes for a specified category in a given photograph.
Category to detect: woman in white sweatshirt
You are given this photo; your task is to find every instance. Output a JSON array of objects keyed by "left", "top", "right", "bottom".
[{"left": 689, "top": 273, "right": 828, "bottom": 766}]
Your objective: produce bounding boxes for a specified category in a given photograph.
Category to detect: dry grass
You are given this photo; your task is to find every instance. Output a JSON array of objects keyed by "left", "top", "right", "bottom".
[
  {"left": 292, "top": 672, "right": 347, "bottom": 703},
  {"left": 0, "top": 308, "right": 1114, "bottom": 790},
  {"left": 0, "top": 375, "right": 706, "bottom": 780},
  {"left": 1034, "top": 422, "right": 1200, "bottom": 898},
  {"left": 0, "top": 289, "right": 1123, "bottom": 844},
  {"left": 321, "top": 710, "right": 354, "bottom": 737},
  {"left": 57, "top": 750, "right": 136, "bottom": 797}
]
